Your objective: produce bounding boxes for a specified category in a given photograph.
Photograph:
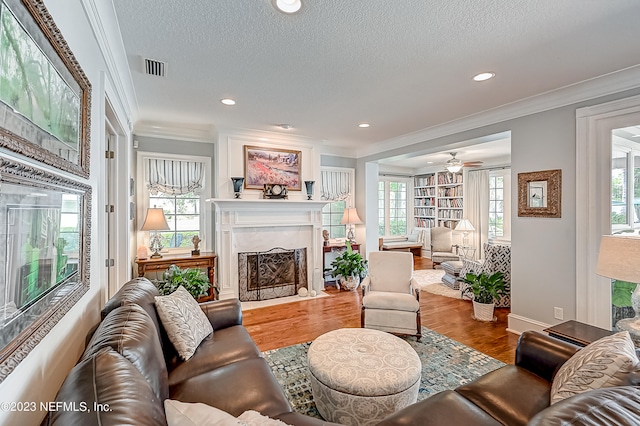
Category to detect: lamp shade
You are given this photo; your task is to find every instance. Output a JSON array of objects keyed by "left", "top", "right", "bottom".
[
  {"left": 455, "top": 219, "right": 475, "bottom": 232},
  {"left": 141, "top": 208, "right": 170, "bottom": 231},
  {"left": 596, "top": 235, "right": 640, "bottom": 283},
  {"left": 340, "top": 207, "right": 362, "bottom": 225}
]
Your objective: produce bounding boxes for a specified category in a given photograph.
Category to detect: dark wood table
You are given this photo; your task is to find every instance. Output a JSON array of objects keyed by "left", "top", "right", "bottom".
[
  {"left": 543, "top": 320, "right": 614, "bottom": 347},
  {"left": 135, "top": 252, "right": 217, "bottom": 302},
  {"left": 322, "top": 243, "right": 361, "bottom": 282}
]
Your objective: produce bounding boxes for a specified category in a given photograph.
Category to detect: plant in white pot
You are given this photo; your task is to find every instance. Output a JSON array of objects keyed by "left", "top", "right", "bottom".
[
  {"left": 461, "top": 271, "right": 506, "bottom": 322},
  {"left": 330, "top": 242, "right": 368, "bottom": 290}
]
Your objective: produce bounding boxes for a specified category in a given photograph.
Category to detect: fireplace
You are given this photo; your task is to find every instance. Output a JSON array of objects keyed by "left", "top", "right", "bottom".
[
  {"left": 211, "top": 199, "right": 328, "bottom": 301},
  {"left": 238, "top": 247, "right": 307, "bottom": 301}
]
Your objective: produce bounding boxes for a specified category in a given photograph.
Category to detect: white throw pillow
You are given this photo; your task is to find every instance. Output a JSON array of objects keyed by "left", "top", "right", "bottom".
[
  {"left": 550, "top": 331, "right": 640, "bottom": 404},
  {"left": 165, "top": 400, "right": 240, "bottom": 426},
  {"left": 164, "top": 400, "right": 290, "bottom": 426},
  {"left": 154, "top": 286, "right": 213, "bottom": 360}
]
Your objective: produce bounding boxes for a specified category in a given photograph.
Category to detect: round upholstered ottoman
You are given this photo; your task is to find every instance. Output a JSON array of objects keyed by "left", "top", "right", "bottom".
[{"left": 307, "top": 328, "right": 421, "bottom": 426}]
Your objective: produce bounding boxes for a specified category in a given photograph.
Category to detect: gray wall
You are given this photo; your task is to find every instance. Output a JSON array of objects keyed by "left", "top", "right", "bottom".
[
  {"left": 321, "top": 154, "right": 357, "bottom": 169},
  {"left": 358, "top": 87, "right": 640, "bottom": 330}
]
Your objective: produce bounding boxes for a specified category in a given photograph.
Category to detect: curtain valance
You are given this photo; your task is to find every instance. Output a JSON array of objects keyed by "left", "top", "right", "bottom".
[
  {"left": 321, "top": 169, "right": 351, "bottom": 201},
  {"left": 146, "top": 159, "right": 204, "bottom": 195}
]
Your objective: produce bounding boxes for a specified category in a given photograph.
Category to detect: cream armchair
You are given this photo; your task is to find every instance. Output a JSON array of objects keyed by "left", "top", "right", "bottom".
[
  {"left": 429, "top": 227, "right": 460, "bottom": 268},
  {"left": 361, "top": 251, "right": 422, "bottom": 339}
]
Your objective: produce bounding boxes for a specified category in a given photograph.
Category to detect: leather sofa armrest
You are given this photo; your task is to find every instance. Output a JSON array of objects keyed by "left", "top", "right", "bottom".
[
  {"left": 199, "top": 298, "right": 243, "bottom": 330},
  {"left": 515, "top": 331, "right": 580, "bottom": 382}
]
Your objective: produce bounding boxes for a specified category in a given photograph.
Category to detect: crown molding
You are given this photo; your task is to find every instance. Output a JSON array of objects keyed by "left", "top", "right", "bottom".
[
  {"left": 358, "top": 65, "right": 640, "bottom": 159},
  {"left": 134, "top": 121, "right": 216, "bottom": 143}
]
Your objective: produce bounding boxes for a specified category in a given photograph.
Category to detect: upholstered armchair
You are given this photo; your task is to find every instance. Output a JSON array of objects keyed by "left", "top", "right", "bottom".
[
  {"left": 361, "top": 251, "right": 421, "bottom": 339},
  {"left": 429, "top": 227, "right": 460, "bottom": 268},
  {"left": 460, "top": 242, "right": 511, "bottom": 308}
]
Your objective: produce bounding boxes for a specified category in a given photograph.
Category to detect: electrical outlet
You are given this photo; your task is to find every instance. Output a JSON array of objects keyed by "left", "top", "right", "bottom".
[{"left": 554, "top": 307, "right": 564, "bottom": 320}]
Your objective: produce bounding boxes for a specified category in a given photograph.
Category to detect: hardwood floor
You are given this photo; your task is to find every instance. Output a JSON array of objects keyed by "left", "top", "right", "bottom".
[{"left": 242, "top": 256, "right": 518, "bottom": 364}]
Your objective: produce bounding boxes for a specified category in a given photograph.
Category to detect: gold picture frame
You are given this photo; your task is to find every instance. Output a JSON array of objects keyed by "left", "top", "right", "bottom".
[
  {"left": 243, "top": 145, "right": 301, "bottom": 191},
  {"left": 518, "top": 169, "right": 561, "bottom": 218}
]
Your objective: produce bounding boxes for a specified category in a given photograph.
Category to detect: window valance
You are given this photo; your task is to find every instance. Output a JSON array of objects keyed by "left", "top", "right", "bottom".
[
  {"left": 146, "top": 159, "right": 204, "bottom": 195},
  {"left": 321, "top": 169, "right": 351, "bottom": 201}
]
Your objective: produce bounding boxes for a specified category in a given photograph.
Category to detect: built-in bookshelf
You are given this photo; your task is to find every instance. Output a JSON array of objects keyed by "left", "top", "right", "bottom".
[{"left": 414, "top": 171, "right": 463, "bottom": 228}]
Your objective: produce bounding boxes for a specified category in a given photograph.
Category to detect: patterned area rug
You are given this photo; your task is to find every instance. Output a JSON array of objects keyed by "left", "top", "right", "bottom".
[{"left": 263, "top": 327, "right": 505, "bottom": 419}]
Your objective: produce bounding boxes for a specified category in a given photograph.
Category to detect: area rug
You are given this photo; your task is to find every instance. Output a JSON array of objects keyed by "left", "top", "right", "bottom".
[
  {"left": 413, "top": 269, "right": 461, "bottom": 299},
  {"left": 263, "top": 327, "right": 505, "bottom": 419}
]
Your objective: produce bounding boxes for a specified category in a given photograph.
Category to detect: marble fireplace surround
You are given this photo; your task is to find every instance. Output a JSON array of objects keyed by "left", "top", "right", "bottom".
[{"left": 211, "top": 199, "right": 328, "bottom": 300}]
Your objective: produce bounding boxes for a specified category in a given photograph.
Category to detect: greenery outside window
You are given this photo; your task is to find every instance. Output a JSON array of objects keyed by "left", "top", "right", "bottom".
[
  {"left": 611, "top": 144, "right": 640, "bottom": 231},
  {"left": 489, "top": 175, "right": 504, "bottom": 239},
  {"left": 149, "top": 192, "right": 200, "bottom": 248},
  {"left": 378, "top": 179, "right": 408, "bottom": 237},
  {"left": 322, "top": 200, "right": 347, "bottom": 239}
]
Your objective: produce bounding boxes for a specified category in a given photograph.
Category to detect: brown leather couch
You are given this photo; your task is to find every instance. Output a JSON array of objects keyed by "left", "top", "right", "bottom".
[
  {"left": 48, "top": 276, "right": 640, "bottom": 425},
  {"left": 380, "top": 331, "right": 640, "bottom": 425},
  {"left": 48, "top": 277, "right": 336, "bottom": 425}
]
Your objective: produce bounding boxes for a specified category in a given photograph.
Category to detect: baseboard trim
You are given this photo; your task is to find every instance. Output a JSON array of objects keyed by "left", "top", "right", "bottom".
[{"left": 508, "top": 313, "right": 551, "bottom": 335}]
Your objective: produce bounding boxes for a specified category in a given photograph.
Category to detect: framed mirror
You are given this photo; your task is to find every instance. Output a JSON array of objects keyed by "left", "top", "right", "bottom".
[
  {"left": 0, "top": 0, "right": 91, "bottom": 178},
  {"left": 0, "top": 158, "right": 91, "bottom": 382},
  {"left": 518, "top": 169, "right": 561, "bottom": 218}
]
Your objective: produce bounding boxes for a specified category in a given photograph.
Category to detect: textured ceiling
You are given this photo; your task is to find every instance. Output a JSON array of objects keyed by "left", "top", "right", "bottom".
[{"left": 112, "top": 0, "right": 640, "bottom": 153}]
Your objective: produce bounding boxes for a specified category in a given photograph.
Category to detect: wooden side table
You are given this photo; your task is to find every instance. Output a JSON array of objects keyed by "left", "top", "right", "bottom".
[
  {"left": 135, "top": 252, "right": 217, "bottom": 302},
  {"left": 543, "top": 320, "right": 614, "bottom": 347},
  {"left": 323, "top": 243, "right": 361, "bottom": 283}
]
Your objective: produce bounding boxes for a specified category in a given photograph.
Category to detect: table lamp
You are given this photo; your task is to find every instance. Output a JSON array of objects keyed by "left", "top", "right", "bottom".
[
  {"left": 596, "top": 235, "right": 640, "bottom": 337},
  {"left": 455, "top": 219, "right": 475, "bottom": 246},
  {"left": 340, "top": 207, "right": 362, "bottom": 244},
  {"left": 141, "top": 207, "right": 170, "bottom": 258}
]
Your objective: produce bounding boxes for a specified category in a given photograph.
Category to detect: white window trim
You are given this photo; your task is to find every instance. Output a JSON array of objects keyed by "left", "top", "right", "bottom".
[
  {"left": 320, "top": 167, "right": 355, "bottom": 239},
  {"left": 379, "top": 176, "right": 411, "bottom": 237},
  {"left": 136, "top": 151, "right": 212, "bottom": 255},
  {"left": 488, "top": 169, "right": 512, "bottom": 242},
  {"left": 611, "top": 139, "right": 640, "bottom": 232}
]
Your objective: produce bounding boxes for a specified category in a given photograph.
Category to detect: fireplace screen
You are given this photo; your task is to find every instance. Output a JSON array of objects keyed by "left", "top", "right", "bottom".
[{"left": 238, "top": 247, "right": 307, "bottom": 301}]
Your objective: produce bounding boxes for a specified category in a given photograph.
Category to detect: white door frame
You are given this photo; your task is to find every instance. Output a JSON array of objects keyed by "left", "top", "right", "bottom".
[{"left": 576, "top": 94, "right": 640, "bottom": 329}]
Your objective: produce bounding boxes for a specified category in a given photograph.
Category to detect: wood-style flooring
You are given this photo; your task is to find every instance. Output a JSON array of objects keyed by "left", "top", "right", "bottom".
[{"left": 242, "top": 256, "right": 518, "bottom": 364}]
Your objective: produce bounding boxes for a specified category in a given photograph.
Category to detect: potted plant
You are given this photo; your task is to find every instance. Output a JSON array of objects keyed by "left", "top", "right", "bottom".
[
  {"left": 461, "top": 271, "right": 506, "bottom": 321},
  {"left": 330, "top": 242, "right": 368, "bottom": 290},
  {"left": 154, "top": 264, "right": 211, "bottom": 300}
]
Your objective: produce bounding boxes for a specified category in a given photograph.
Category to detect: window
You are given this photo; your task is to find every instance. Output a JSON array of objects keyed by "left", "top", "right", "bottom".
[
  {"left": 138, "top": 152, "right": 211, "bottom": 253},
  {"left": 489, "top": 175, "right": 504, "bottom": 239},
  {"left": 322, "top": 200, "right": 347, "bottom": 238},
  {"left": 149, "top": 192, "right": 200, "bottom": 248},
  {"left": 378, "top": 179, "right": 409, "bottom": 236},
  {"left": 611, "top": 142, "right": 640, "bottom": 230},
  {"left": 488, "top": 169, "right": 511, "bottom": 241}
]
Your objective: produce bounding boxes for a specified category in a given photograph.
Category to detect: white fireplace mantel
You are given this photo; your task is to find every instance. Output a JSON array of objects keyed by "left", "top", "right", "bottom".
[{"left": 210, "top": 198, "right": 329, "bottom": 300}]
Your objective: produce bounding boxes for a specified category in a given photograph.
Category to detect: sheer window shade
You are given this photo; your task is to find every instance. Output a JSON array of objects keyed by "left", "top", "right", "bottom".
[
  {"left": 146, "top": 159, "right": 205, "bottom": 195},
  {"left": 321, "top": 170, "right": 351, "bottom": 201}
]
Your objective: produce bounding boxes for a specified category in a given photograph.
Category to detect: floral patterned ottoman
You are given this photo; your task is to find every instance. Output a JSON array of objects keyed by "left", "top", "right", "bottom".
[{"left": 307, "top": 328, "right": 421, "bottom": 425}]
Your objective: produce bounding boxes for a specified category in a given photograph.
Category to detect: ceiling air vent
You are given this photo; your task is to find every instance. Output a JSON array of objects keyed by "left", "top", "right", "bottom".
[{"left": 143, "top": 58, "right": 167, "bottom": 77}]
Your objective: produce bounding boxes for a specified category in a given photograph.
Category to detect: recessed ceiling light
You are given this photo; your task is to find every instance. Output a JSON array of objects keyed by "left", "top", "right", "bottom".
[
  {"left": 358, "top": 123, "right": 370, "bottom": 128},
  {"left": 274, "top": 0, "right": 301, "bottom": 14},
  {"left": 473, "top": 72, "right": 495, "bottom": 82},
  {"left": 278, "top": 124, "right": 292, "bottom": 130},
  {"left": 220, "top": 98, "right": 236, "bottom": 106}
]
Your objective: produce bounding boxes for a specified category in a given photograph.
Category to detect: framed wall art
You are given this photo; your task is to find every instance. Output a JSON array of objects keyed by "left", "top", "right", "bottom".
[
  {"left": 244, "top": 145, "right": 301, "bottom": 191},
  {"left": 0, "top": 158, "right": 91, "bottom": 382},
  {"left": 0, "top": 0, "right": 92, "bottom": 178},
  {"left": 518, "top": 169, "right": 562, "bottom": 218}
]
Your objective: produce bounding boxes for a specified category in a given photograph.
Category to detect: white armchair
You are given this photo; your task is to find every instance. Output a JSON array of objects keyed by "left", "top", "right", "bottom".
[{"left": 361, "top": 251, "right": 422, "bottom": 339}]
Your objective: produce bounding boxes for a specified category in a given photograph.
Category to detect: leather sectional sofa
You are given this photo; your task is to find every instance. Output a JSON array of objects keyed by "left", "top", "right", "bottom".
[{"left": 48, "top": 276, "right": 640, "bottom": 425}]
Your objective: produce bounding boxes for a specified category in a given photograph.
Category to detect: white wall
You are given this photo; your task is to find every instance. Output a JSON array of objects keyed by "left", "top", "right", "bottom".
[{"left": 0, "top": 0, "right": 134, "bottom": 424}]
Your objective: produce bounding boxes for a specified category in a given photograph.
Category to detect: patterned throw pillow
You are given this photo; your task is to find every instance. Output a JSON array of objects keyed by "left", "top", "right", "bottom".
[
  {"left": 550, "top": 331, "right": 640, "bottom": 404},
  {"left": 155, "top": 286, "right": 213, "bottom": 360}
]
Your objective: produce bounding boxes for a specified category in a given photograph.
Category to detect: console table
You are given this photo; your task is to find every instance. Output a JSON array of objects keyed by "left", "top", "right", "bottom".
[
  {"left": 323, "top": 243, "right": 361, "bottom": 283},
  {"left": 135, "top": 252, "right": 217, "bottom": 302}
]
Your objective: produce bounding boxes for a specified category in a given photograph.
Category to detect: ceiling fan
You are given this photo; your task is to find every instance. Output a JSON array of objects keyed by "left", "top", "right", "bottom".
[{"left": 444, "top": 152, "right": 483, "bottom": 173}]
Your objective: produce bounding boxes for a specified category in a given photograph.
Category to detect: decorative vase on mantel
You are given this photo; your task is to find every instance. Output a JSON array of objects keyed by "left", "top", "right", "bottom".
[{"left": 339, "top": 275, "right": 360, "bottom": 291}]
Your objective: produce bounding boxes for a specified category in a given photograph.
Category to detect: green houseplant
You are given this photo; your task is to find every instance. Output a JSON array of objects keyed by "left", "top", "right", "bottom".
[
  {"left": 461, "top": 271, "right": 506, "bottom": 321},
  {"left": 330, "top": 242, "right": 368, "bottom": 290},
  {"left": 154, "top": 264, "right": 210, "bottom": 300}
]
